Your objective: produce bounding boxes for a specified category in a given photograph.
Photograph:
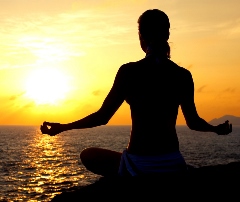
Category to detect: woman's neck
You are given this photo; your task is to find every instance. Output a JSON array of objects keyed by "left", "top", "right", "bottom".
[{"left": 145, "top": 46, "right": 168, "bottom": 59}]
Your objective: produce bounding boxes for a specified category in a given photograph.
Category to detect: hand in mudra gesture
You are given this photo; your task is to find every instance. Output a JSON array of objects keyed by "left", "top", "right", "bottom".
[
  {"left": 40, "top": 121, "right": 64, "bottom": 136},
  {"left": 215, "top": 120, "right": 232, "bottom": 135}
]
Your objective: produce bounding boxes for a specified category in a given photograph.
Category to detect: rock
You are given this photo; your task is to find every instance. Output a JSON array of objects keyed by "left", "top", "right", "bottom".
[{"left": 51, "top": 161, "right": 240, "bottom": 201}]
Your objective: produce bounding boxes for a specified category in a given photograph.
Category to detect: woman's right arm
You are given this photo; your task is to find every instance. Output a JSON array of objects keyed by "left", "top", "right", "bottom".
[
  {"left": 40, "top": 65, "right": 127, "bottom": 136},
  {"left": 180, "top": 70, "right": 232, "bottom": 135}
]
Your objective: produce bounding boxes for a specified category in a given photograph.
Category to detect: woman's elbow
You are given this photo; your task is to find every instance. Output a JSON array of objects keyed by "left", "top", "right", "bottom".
[
  {"left": 186, "top": 121, "right": 194, "bottom": 130},
  {"left": 187, "top": 123, "right": 196, "bottom": 130},
  {"left": 100, "top": 118, "right": 109, "bottom": 126},
  {"left": 95, "top": 110, "right": 111, "bottom": 126},
  {"left": 186, "top": 119, "right": 199, "bottom": 130},
  {"left": 186, "top": 117, "right": 204, "bottom": 131}
]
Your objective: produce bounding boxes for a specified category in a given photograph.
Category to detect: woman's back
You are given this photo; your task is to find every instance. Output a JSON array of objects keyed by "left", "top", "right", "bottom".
[{"left": 122, "top": 55, "right": 191, "bottom": 155}]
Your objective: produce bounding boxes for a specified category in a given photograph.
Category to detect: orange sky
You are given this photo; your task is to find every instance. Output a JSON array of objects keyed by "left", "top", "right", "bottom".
[{"left": 0, "top": 0, "right": 240, "bottom": 125}]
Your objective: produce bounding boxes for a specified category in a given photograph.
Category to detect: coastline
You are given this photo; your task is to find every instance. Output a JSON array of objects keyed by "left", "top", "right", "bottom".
[{"left": 51, "top": 161, "right": 240, "bottom": 201}]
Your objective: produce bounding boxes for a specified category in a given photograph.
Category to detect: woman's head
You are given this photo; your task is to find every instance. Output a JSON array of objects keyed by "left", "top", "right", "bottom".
[{"left": 138, "top": 9, "right": 170, "bottom": 58}]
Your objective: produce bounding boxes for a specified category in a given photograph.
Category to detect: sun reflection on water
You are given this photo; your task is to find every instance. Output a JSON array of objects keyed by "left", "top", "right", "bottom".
[
  {"left": 1, "top": 125, "right": 131, "bottom": 201},
  {"left": 11, "top": 127, "right": 88, "bottom": 202}
]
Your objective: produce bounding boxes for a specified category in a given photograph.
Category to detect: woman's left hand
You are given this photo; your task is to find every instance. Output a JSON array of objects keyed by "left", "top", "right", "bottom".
[{"left": 215, "top": 120, "right": 232, "bottom": 135}]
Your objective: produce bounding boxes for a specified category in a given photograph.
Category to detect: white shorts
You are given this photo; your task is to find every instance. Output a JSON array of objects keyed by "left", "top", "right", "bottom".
[{"left": 118, "top": 149, "right": 187, "bottom": 176}]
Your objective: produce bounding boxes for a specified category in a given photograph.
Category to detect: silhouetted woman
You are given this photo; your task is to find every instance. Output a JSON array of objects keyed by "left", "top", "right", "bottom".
[{"left": 41, "top": 9, "right": 232, "bottom": 177}]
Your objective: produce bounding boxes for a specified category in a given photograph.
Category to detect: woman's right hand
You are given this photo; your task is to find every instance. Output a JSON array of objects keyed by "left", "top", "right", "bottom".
[
  {"left": 214, "top": 120, "right": 232, "bottom": 135},
  {"left": 40, "top": 121, "right": 64, "bottom": 136}
]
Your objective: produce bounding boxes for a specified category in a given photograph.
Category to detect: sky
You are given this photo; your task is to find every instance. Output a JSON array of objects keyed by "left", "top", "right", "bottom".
[{"left": 0, "top": 0, "right": 240, "bottom": 125}]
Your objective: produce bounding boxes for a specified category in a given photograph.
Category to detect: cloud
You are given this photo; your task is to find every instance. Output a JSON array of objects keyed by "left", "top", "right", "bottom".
[
  {"left": 92, "top": 90, "right": 102, "bottom": 96},
  {"left": 0, "top": 0, "right": 78, "bottom": 15},
  {"left": 0, "top": 8, "right": 136, "bottom": 70},
  {"left": 23, "top": 102, "right": 35, "bottom": 109},
  {"left": 214, "top": 87, "right": 237, "bottom": 101},
  {"left": 223, "top": 88, "right": 235, "bottom": 93},
  {"left": 9, "top": 92, "right": 25, "bottom": 101},
  {"left": 187, "top": 64, "right": 193, "bottom": 70},
  {"left": 0, "top": 38, "right": 38, "bottom": 70},
  {"left": 224, "top": 19, "right": 240, "bottom": 38},
  {"left": 0, "top": 9, "right": 134, "bottom": 45},
  {"left": 168, "top": 0, "right": 240, "bottom": 41},
  {"left": 197, "top": 85, "right": 207, "bottom": 93}
]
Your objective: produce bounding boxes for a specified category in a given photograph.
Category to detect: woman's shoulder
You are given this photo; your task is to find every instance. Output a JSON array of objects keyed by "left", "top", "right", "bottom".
[
  {"left": 117, "top": 59, "right": 145, "bottom": 75},
  {"left": 120, "top": 58, "right": 145, "bottom": 68},
  {"left": 167, "top": 59, "right": 192, "bottom": 78},
  {"left": 119, "top": 58, "right": 192, "bottom": 78},
  {"left": 167, "top": 59, "right": 190, "bottom": 72}
]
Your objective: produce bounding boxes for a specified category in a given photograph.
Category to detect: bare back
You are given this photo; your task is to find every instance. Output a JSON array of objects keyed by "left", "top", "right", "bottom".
[{"left": 118, "top": 55, "right": 192, "bottom": 155}]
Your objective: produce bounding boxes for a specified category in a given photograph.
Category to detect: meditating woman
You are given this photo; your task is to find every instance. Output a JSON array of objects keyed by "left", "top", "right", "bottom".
[{"left": 40, "top": 9, "right": 232, "bottom": 177}]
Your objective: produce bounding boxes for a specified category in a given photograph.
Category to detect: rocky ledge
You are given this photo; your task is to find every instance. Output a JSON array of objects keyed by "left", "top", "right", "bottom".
[{"left": 51, "top": 161, "right": 240, "bottom": 201}]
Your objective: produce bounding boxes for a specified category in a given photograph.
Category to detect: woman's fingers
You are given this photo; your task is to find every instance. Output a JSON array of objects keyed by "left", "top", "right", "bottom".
[
  {"left": 43, "top": 121, "right": 54, "bottom": 128},
  {"left": 40, "top": 124, "right": 49, "bottom": 134},
  {"left": 41, "top": 121, "right": 56, "bottom": 134},
  {"left": 226, "top": 123, "right": 232, "bottom": 134},
  {"left": 225, "top": 120, "right": 232, "bottom": 134},
  {"left": 215, "top": 120, "right": 232, "bottom": 135},
  {"left": 230, "top": 123, "right": 232, "bottom": 133},
  {"left": 219, "top": 120, "right": 232, "bottom": 135}
]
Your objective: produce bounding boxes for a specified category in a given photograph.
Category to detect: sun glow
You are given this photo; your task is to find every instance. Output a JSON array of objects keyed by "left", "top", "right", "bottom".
[{"left": 25, "top": 68, "right": 70, "bottom": 105}]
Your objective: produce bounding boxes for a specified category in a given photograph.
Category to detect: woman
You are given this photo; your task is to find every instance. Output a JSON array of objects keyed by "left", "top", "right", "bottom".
[{"left": 41, "top": 9, "right": 232, "bottom": 177}]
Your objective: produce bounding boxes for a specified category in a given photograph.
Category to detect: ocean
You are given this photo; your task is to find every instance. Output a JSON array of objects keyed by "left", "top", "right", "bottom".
[{"left": 0, "top": 125, "right": 240, "bottom": 201}]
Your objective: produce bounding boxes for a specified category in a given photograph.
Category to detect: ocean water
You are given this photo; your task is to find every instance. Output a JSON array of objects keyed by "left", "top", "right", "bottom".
[{"left": 0, "top": 125, "right": 240, "bottom": 201}]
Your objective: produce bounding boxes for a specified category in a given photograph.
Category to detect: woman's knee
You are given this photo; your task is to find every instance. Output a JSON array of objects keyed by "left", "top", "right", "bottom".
[
  {"left": 80, "top": 147, "right": 121, "bottom": 166},
  {"left": 80, "top": 147, "right": 97, "bottom": 163},
  {"left": 79, "top": 147, "right": 122, "bottom": 176}
]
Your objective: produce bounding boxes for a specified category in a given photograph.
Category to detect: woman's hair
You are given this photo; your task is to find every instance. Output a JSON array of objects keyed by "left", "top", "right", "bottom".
[{"left": 138, "top": 9, "right": 170, "bottom": 58}]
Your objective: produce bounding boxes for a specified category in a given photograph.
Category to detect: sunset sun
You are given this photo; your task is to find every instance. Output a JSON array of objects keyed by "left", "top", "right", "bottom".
[{"left": 25, "top": 68, "right": 70, "bottom": 105}]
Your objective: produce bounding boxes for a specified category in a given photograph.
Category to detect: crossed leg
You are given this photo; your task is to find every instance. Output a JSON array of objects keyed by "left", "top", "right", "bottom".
[{"left": 80, "top": 147, "right": 122, "bottom": 177}]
